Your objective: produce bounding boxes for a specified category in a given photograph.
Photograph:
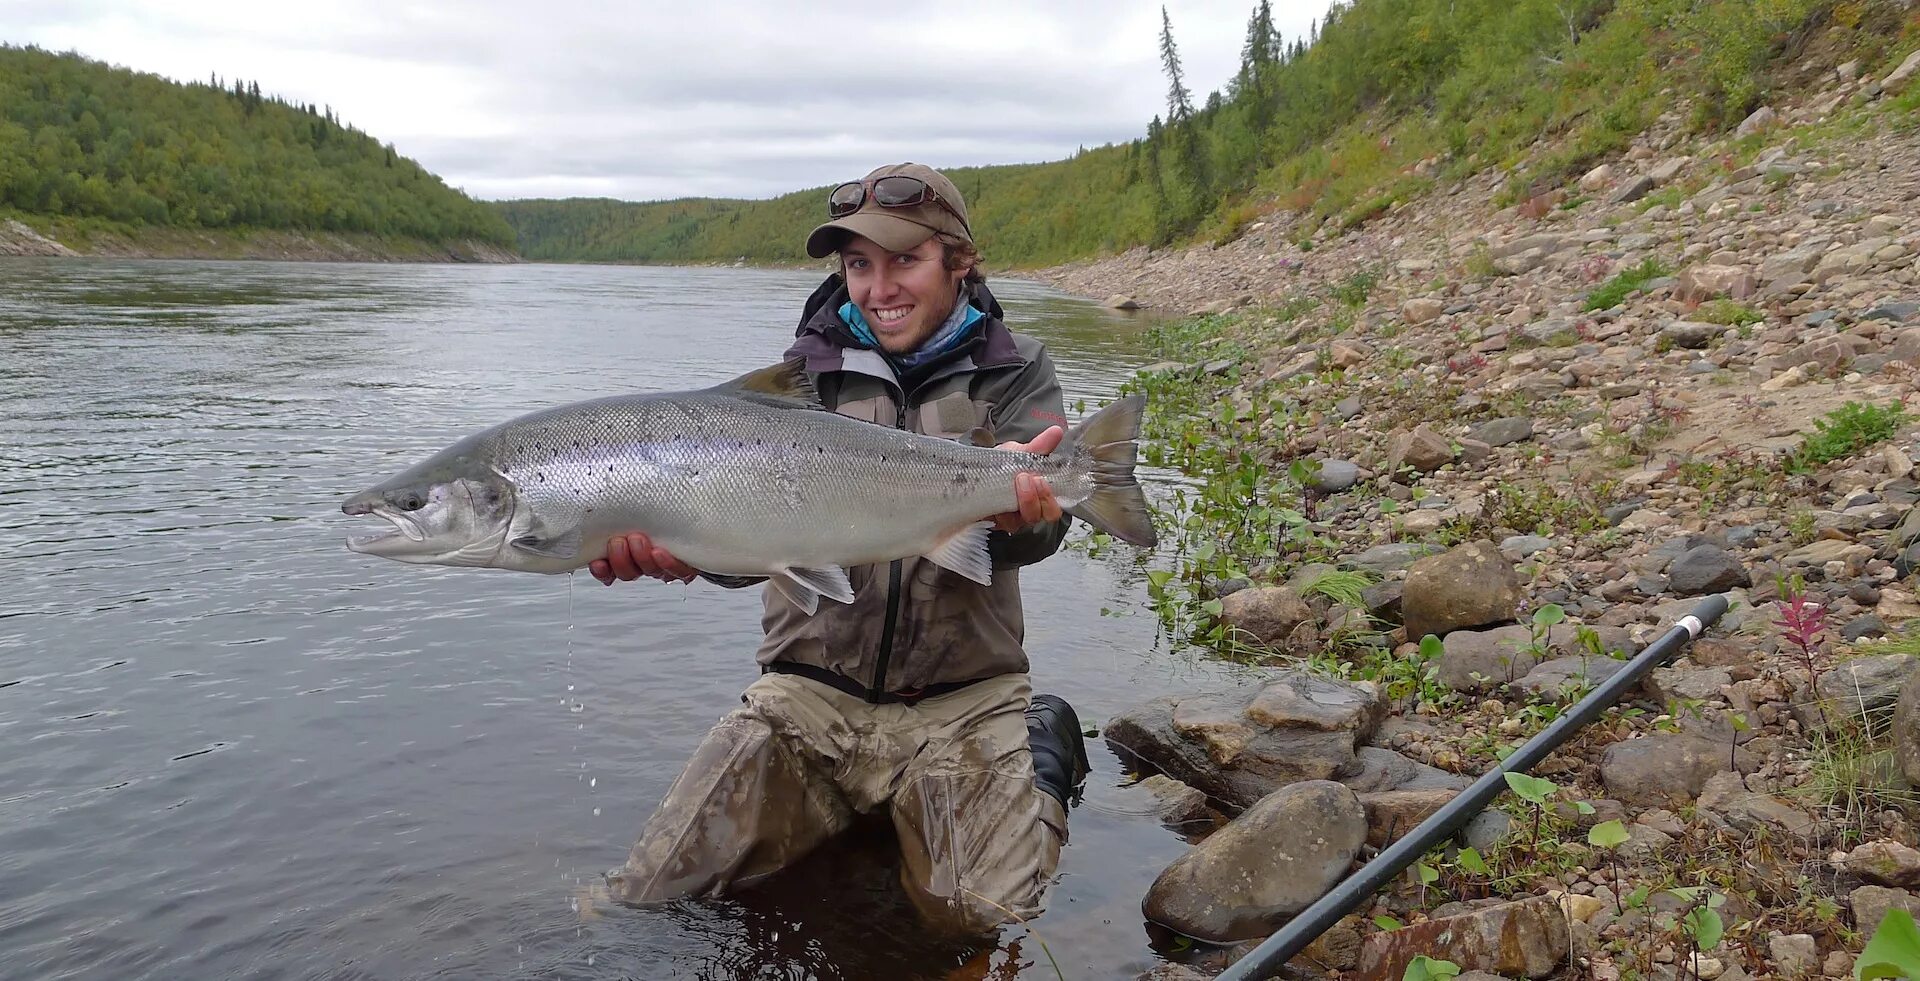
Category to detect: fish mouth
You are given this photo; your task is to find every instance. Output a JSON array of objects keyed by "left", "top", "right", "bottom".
[{"left": 344, "top": 505, "right": 425, "bottom": 551}]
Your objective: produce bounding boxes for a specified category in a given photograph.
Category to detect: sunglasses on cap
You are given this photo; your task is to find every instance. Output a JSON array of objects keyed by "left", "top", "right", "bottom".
[{"left": 827, "top": 176, "right": 970, "bottom": 232}]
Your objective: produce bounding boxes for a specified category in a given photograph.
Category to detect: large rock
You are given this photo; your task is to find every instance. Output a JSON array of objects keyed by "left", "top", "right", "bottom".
[
  {"left": 1439, "top": 624, "right": 1547, "bottom": 692},
  {"left": 1113, "top": 774, "right": 1214, "bottom": 829},
  {"left": 1846, "top": 840, "right": 1920, "bottom": 888},
  {"left": 1402, "top": 542, "right": 1525, "bottom": 642},
  {"left": 1735, "top": 106, "right": 1779, "bottom": 138},
  {"left": 1852, "top": 885, "right": 1920, "bottom": 934},
  {"left": 1403, "top": 297, "right": 1446, "bottom": 325},
  {"left": 1895, "top": 666, "right": 1920, "bottom": 786},
  {"left": 1884, "top": 48, "right": 1920, "bottom": 93},
  {"left": 1468, "top": 416, "right": 1534, "bottom": 447},
  {"left": 1104, "top": 672, "right": 1386, "bottom": 810},
  {"left": 1217, "top": 586, "right": 1313, "bottom": 650},
  {"left": 1347, "top": 542, "right": 1445, "bottom": 575},
  {"left": 1818, "top": 654, "right": 1915, "bottom": 719},
  {"left": 1143, "top": 781, "right": 1367, "bottom": 943},
  {"left": 1667, "top": 545, "right": 1750, "bottom": 596},
  {"left": 1359, "top": 788, "right": 1460, "bottom": 847},
  {"left": 1601, "top": 733, "right": 1754, "bottom": 806},
  {"left": 1387, "top": 425, "right": 1455, "bottom": 474},
  {"left": 1512, "top": 655, "right": 1629, "bottom": 698},
  {"left": 1676, "top": 264, "right": 1755, "bottom": 303},
  {"left": 1661, "top": 320, "right": 1721, "bottom": 350},
  {"left": 1694, "top": 771, "right": 1815, "bottom": 836},
  {"left": 1357, "top": 895, "right": 1569, "bottom": 978}
]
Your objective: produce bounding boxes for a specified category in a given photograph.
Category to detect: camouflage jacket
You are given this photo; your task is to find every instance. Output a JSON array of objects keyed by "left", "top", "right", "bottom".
[{"left": 751, "top": 275, "right": 1071, "bottom": 694}]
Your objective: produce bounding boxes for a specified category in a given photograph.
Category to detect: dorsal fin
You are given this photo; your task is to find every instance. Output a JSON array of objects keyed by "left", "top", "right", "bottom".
[{"left": 712, "top": 358, "right": 821, "bottom": 408}]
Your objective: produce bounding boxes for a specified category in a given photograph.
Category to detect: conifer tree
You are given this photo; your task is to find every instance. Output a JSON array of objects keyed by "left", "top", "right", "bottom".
[{"left": 1157, "top": 6, "right": 1193, "bottom": 124}]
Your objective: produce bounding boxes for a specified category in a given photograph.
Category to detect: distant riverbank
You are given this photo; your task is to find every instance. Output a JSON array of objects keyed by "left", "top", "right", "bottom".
[{"left": 0, "top": 214, "right": 519, "bottom": 263}]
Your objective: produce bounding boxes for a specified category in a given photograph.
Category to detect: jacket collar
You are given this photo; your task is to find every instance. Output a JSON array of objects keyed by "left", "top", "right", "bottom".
[{"left": 785, "top": 274, "right": 1025, "bottom": 379}]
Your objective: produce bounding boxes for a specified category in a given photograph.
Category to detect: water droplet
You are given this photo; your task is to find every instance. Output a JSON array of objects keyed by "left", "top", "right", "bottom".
[
  {"left": 592, "top": 806, "right": 601, "bottom": 816},
  {"left": 570, "top": 701, "right": 584, "bottom": 713},
  {"left": 589, "top": 777, "right": 596, "bottom": 788},
  {"left": 587, "top": 954, "right": 595, "bottom": 967},
  {"left": 570, "top": 896, "right": 579, "bottom": 913}
]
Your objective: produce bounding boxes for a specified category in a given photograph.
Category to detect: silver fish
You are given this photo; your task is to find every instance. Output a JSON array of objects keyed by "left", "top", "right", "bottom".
[{"left": 341, "top": 360, "right": 1155, "bottom": 613}]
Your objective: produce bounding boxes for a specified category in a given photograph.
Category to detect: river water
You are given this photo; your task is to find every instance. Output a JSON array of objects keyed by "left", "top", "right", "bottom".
[{"left": 0, "top": 260, "right": 1252, "bottom": 980}]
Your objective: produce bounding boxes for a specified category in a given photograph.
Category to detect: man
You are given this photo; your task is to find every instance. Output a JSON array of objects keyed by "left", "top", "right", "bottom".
[{"left": 589, "top": 163, "right": 1091, "bottom": 935}]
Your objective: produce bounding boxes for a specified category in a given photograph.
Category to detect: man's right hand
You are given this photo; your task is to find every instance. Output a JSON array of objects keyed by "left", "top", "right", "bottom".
[{"left": 590, "top": 532, "right": 699, "bottom": 586}]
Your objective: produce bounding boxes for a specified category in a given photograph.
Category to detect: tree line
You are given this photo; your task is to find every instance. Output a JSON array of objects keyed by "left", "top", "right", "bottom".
[
  {"left": 500, "top": 0, "right": 1875, "bottom": 269},
  {"left": 0, "top": 45, "right": 513, "bottom": 245}
]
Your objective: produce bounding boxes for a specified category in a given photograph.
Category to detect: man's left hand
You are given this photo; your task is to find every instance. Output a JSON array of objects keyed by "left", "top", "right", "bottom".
[{"left": 991, "top": 425, "right": 1064, "bottom": 533}]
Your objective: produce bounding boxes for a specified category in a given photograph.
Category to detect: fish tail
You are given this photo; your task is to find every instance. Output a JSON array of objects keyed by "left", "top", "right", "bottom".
[{"left": 1056, "top": 394, "right": 1157, "bottom": 548}]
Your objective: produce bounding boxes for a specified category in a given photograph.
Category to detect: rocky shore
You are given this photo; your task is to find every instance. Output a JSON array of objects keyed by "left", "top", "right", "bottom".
[
  {"left": 1058, "top": 51, "right": 1920, "bottom": 981},
  {"left": 0, "top": 216, "right": 519, "bottom": 263}
]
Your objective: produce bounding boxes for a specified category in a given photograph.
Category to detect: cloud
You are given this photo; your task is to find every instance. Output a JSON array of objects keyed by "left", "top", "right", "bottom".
[{"left": 8, "top": 0, "right": 1335, "bottom": 201}]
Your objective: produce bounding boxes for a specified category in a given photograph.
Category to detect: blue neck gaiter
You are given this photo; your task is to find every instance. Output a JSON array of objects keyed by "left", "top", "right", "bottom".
[{"left": 840, "top": 288, "right": 984, "bottom": 368}]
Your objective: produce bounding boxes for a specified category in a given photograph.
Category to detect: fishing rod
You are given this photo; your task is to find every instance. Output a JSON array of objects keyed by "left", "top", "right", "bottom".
[{"left": 1213, "top": 593, "right": 1732, "bottom": 981}]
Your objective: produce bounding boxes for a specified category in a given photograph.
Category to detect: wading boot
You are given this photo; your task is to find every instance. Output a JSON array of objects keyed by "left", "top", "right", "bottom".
[{"left": 1025, "top": 694, "right": 1090, "bottom": 808}]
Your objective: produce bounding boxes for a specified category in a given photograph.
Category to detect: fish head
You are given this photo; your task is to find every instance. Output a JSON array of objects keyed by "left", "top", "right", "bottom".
[{"left": 341, "top": 466, "right": 519, "bottom": 567}]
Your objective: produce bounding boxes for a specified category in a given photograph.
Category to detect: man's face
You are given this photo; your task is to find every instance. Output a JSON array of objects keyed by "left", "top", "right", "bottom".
[{"left": 840, "top": 234, "right": 967, "bottom": 355}]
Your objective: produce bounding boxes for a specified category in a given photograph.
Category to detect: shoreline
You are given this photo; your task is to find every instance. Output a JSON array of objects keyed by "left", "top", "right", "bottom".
[{"left": 0, "top": 216, "right": 520, "bottom": 264}]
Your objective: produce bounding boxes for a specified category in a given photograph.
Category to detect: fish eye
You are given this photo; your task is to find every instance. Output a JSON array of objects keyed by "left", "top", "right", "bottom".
[{"left": 394, "top": 491, "right": 426, "bottom": 512}]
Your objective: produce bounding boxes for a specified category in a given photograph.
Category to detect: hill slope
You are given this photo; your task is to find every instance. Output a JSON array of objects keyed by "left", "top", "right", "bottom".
[
  {"left": 496, "top": 0, "right": 1919, "bottom": 270},
  {"left": 0, "top": 45, "right": 514, "bottom": 255}
]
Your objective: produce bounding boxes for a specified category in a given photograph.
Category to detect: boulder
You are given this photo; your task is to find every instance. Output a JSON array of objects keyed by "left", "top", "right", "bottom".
[
  {"left": 1676, "top": 264, "right": 1755, "bottom": 303},
  {"left": 1694, "top": 771, "right": 1816, "bottom": 836},
  {"left": 1403, "top": 298, "right": 1446, "bottom": 325},
  {"left": 1104, "top": 672, "right": 1386, "bottom": 810},
  {"left": 1439, "top": 625, "right": 1547, "bottom": 693},
  {"left": 1846, "top": 840, "right": 1920, "bottom": 888},
  {"left": 1359, "top": 788, "right": 1461, "bottom": 847},
  {"left": 1601, "top": 733, "right": 1754, "bottom": 806},
  {"left": 1512, "top": 655, "right": 1629, "bottom": 698},
  {"left": 1735, "top": 106, "right": 1780, "bottom": 138},
  {"left": 1667, "top": 545, "right": 1751, "bottom": 596},
  {"left": 1661, "top": 320, "right": 1721, "bottom": 350},
  {"left": 1401, "top": 542, "right": 1525, "bottom": 642},
  {"left": 1769, "top": 933, "right": 1819, "bottom": 979},
  {"left": 1468, "top": 416, "right": 1535, "bottom": 447},
  {"left": 1310, "top": 459, "right": 1361, "bottom": 494},
  {"left": 1387, "top": 425, "right": 1455, "bottom": 474},
  {"left": 1884, "top": 48, "right": 1920, "bottom": 93},
  {"left": 1852, "top": 885, "right": 1920, "bottom": 934},
  {"left": 1104, "top": 294, "right": 1141, "bottom": 310},
  {"left": 1818, "top": 654, "right": 1915, "bottom": 719},
  {"left": 1894, "top": 666, "right": 1920, "bottom": 787},
  {"left": 1347, "top": 542, "right": 1446, "bottom": 575},
  {"left": 1609, "top": 175, "right": 1656, "bottom": 205},
  {"left": 1114, "top": 774, "right": 1215, "bottom": 829},
  {"left": 1357, "top": 895, "right": 1569, "bottom": 979},
  {"left": 1217, "top": 586, "right": 1314, "bottom": 650},
  {"left": 1143, "top": 781, "right": 1367, "bottom": 943}
]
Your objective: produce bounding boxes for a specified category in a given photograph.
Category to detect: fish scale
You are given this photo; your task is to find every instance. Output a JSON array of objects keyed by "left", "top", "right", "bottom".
[{"left": 342, "top": 360, "right": 1155, "bottom": 614}]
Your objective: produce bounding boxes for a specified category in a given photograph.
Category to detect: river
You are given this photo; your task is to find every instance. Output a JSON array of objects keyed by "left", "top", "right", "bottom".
[{"left": 0, "top": 259, "right": 1253, "bottom": 980}]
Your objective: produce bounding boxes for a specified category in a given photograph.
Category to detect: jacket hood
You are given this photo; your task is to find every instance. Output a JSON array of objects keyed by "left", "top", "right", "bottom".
[{"left": 786, "top": 274, "right": 1021, "bottom": 375}]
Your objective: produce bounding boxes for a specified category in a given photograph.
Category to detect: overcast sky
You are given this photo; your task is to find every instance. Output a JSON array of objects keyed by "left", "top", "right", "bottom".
[{"left": 7, "top": 0, "right": 1334, "bottom": 202}]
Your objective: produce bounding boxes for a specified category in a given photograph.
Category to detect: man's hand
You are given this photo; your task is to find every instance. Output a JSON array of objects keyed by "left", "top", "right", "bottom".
[
  {"left": 991, "top": 425, "right": 1064, "bottom": 534},
  {"left": 589, "top": 532, "right": 699, "bottom": 586}
]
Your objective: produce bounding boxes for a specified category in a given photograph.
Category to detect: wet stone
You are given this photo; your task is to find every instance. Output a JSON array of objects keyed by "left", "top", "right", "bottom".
[{"left": 1143, "top": 780, "right": 1367, "bottom": 943}]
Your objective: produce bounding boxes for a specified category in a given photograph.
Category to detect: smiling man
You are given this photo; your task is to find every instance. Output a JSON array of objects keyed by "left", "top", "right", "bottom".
[{"left": 591, "top": 163, "right": 1091, "bottom": 935}]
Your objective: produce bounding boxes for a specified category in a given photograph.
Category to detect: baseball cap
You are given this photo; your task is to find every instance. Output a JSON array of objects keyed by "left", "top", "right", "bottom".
[{"left": 805, "top": 162, "right": 972, "bottom": 259}]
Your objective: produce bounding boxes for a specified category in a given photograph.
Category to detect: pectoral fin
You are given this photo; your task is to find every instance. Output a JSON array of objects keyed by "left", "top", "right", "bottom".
[
  {"left": 768, "top": 564, "right": 854, "bottom": 615},
  {"left": 922, "top": 521, "right": 994, "bottom": 586},
  {"left": 511, "top": 527, "right": 583, "bottom": 560}
]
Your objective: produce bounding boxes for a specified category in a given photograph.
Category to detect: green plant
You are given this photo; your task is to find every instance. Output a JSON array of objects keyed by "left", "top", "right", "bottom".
[
  {"left": 1669, "top": 886, "right": 1727, "bottom": 980},
  {"left": 1298, "top": 568, "right": 1374, "bottom": 608},
  {"left": 1504, "top": 771, "right": 1558, "bottom": 851},
  {"left": 1589, "top": 819, "right": 1631, "bottom": 914},
  {"left": 1694, "top": 299, "right": 1764, "bottom": 327},
  {"left": 1788, "top": 401, "right": 1912, "bottom": 471},
  {"left": 1584, "top": 257, "right": 1671, "bottom": 311},
  {"left": 1330, "top": 269, "right": 1380, "bottom": 308},
  {"left": 1858, "top": 907, "right": 1920, "bottom": 979},
  {"left": 1403, "top": 956, "right": 1462, "bottom": 981}
]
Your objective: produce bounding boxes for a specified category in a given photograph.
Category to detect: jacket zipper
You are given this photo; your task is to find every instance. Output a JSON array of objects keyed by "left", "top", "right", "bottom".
[{"left": 867, "top": 396, "right": 910, "bottom": 701}]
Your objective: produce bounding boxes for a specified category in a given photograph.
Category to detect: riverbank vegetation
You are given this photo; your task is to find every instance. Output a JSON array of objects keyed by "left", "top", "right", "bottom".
[
  {"left": 497, "top": 0, "right": 1920, "bottom": 269},
  {"left": 0, "top": 45, "right": 513, "bottom": 248}
]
